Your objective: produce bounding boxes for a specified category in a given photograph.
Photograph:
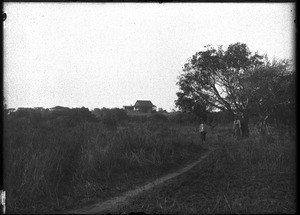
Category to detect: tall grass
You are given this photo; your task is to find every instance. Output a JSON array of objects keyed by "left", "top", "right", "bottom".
[
  {"left": 4, "top": 121, "right": 203, "bottom": 213},
  {"left": 210, "top": 124, "right": 296, "bottom": 175},
  {"left": 116, "top": 123, "right": 296, "bottom": 214}
]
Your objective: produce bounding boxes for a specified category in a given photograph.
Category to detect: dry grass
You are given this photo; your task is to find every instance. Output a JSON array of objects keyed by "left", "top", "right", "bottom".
[
  {"left": 4, "top": 121, "right": 205, "bottom": 213},
  {"left": 116, "top": 124, "right": 296, "bottom": 214}
]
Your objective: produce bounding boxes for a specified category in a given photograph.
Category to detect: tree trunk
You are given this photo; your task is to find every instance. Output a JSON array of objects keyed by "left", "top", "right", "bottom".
[{"left": 241, "top": 115, "right": 249, "bottom": 138}]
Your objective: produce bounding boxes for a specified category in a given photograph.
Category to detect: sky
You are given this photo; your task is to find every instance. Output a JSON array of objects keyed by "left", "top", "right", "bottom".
[{"left": 3, "top": 3, "right": 295, "bottom": 111}]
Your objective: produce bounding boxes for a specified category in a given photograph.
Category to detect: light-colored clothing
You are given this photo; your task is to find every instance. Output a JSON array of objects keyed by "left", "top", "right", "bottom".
[
  {"left": 199, "top": 123, "right": 206, "bottom": 132},
  {"left": 233, "top": 119, "right": 241, "bottom": 130},
  {"left": 233, "top": 119, "right": 241, "bottom": 139},
  {"left": 199, "top": 123, "right": 207, "bottom": 142}
]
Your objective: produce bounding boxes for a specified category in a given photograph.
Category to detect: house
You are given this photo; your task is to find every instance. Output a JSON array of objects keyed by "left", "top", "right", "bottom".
[
  {"left": 133, "top": 100, "right": 156, "bottom": 113},
  {"left": 123, "top": 105, "right": 134, "bottom": 111}
]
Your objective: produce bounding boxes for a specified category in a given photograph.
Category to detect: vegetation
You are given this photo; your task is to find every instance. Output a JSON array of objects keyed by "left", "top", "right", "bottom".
[
  {"left": 3, "top": 107, "right": 205, "bottom": 213},
  {"left": 4, "top": 103, "right": 295, "bottom": 214},
  {"left": 92, "top": 107, "right": 127, "bottom": 127},
  {"left": 116, "top": 123, "right": 296, "bottom": 214},
  {"left": 3, "top": 42, "right": 295, "bottom": 214},
  {"left": 176, "top": 43, "right": 295, "bottom": 139}
]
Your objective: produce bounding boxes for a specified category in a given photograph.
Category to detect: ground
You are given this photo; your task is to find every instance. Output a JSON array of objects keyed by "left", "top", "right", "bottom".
[
  {"left": 64, "top": 139, "right": 296, "bottom": 214},
  {"left": 115, "top": 158, "right": 296, "bottom": 214}
]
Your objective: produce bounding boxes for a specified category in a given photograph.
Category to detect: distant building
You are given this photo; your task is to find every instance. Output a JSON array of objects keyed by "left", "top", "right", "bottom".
[
  {"left": 133, "top": 100, "right": 156, "bottom": 113},
  {"left": 123, "top": 105, "right": 134, "bottom": 111},
  {"left": 49, "top": 106, "right": 70, "bottom": 111}
]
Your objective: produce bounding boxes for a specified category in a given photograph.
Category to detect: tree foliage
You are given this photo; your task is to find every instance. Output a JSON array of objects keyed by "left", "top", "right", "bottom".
[
  {"left": 176, "top": 42, "right": 295, "bottom": 137},
  {"left": 243, "top": 59, "right": 295, "bottom": 134},
  {"left": 176, "top": 43, "right": 265, "bottom": 116}
]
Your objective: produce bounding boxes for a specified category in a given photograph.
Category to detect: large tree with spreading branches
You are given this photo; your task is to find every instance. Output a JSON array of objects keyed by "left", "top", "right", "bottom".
[{"left": 175, "top": 42, "right": 294, "bottom": 138}]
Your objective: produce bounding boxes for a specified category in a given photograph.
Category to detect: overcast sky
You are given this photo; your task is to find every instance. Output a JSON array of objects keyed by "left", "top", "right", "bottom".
[{"left": 4, "top": 3, "right": 295, "bottom": 111}]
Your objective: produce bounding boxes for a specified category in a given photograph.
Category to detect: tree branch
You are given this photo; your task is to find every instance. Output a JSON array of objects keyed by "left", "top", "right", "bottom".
[{"left": 211, "top": 84, "right": 232, "bottom": 111}]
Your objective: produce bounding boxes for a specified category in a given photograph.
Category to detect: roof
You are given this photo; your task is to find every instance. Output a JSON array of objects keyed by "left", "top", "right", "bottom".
[
  {"left": 49, "top": 106, "right": 70, "bottom": 111},
  {"left": 134, "top": 100, "right": 156, "bottom": 108}
]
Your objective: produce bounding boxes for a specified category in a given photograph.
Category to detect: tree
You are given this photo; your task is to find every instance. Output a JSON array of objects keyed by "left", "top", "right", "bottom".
[
  {"left": 175, "top": 91, "right": 209, "bottom": 121},
  {"left": 176, "top": 43, "right": 295, "bottom": 139},
  {"left": 243, "top": 59, "right": 295, "bottom": 138},
  {"left": 176, "top": 43, "right": 265, "bottom": 136}
]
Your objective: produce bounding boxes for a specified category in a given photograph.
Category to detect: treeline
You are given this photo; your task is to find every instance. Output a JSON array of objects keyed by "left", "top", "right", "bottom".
[
  {"left": 4, "top": 104, "right": 294, "bottom": 130},
  {"left": 91, "top": 108, "right": 234, "bottom": 125},
  {"left": 4, "top": 106, "right": 97, "bottom": 129},
  {"left": 1, "top": 106, "right": 245, "bottom": 128}
]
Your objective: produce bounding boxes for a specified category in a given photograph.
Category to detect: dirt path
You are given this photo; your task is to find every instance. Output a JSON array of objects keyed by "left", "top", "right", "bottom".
[{"left": 66, "top": 147, "right": 215, "bottom": 214}]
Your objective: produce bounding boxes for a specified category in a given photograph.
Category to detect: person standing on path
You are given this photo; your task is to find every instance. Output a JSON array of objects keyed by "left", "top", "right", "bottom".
[
  {"left": 199, "top": 121, "right": 207, "bottom": 144},
  {"left": 233, "top": 115, "right": 242, "bottom": 140},
  {"left": 241, "top": 113, "right": 249, "bottom": 138}
]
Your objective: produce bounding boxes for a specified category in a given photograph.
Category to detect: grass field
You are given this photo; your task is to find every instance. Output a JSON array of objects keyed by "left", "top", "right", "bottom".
[
  {"left": 4, "top": 118, "right": 295, "bottom": 214},
  {"left": 4, "top": 120, "right": 205, "bottom": 213},
  {"left": 115, "top": 124, "right": 296, "bottom": 214}
]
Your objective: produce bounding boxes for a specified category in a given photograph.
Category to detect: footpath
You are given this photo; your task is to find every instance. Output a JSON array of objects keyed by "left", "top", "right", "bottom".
[{"left": 65, "top": 146, "right": 216, "bottom": 214}]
